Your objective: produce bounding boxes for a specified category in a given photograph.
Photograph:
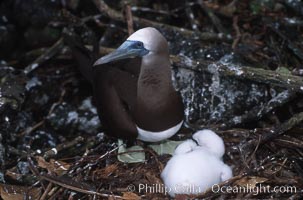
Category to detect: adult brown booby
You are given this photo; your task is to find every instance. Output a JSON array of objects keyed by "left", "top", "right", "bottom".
[{"left": 93, "top": 27, "right": 184, "bottom": 142}]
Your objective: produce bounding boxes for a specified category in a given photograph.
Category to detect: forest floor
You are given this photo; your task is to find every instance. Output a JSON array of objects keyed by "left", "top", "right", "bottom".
[{"left": 0, "top": 0, "right": 303, "bottom": 199}]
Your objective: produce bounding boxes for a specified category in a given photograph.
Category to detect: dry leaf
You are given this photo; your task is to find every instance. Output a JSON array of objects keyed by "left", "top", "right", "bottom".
[
  {"left": 36, "top": 156, "right": 48, "bottom": 169},
  {"left": 94, "top": 164, "right": 119, "bottom": 179},
  {"left": 36, "top": 156, "right": 70, "bottom": 175},
  {"left": 122, "top": 192, "right": 141, "bottom": 200},
  {"left": 5, "top": 169, "right": 22, "bottom": 181},
  {"left": 49, "top": 159, "right": 71, "bottom": 175},
  {"left": 235, "top": 176, "right": 268, "bottom": 187},
  {"left": 145, "top": 172, "right": 163, "bottom": 185},
  {"left": 0, "top": 184, "right": 41, "bottom": 200}
]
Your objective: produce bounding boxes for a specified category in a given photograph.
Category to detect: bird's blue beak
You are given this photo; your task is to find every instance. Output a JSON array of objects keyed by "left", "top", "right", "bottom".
[{"left": 94, "top": 40, "right": 149, "bottom": 66}]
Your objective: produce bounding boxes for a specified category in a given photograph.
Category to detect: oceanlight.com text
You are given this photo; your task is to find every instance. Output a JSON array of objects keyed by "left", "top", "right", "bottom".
[{"left": 212, "top": 184, "right": 297, "bottom": 195}]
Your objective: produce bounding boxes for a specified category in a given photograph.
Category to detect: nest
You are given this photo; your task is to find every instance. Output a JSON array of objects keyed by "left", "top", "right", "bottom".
[{"left": 0, "top": 0, "right": 303, "bottom": 199}]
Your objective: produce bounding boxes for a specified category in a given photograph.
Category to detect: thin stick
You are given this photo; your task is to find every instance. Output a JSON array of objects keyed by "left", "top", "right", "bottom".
[
  {"left": 24, "top": 38, "right": 64, "bottom": 75},
  {"left": 198, "top": 0, "right": 227, "bottom": 33},
  {"left": 232, "top": 15, "right": 241, "bottom": 49},
  {"left": 185, "top": 1, "right": 199, "bottom": 30},
  {"left": 124, "top": 4, "right": 134, "bottom": 35},
  {"left": 40, "top": 174, "right": 122, "bottom": 198}
]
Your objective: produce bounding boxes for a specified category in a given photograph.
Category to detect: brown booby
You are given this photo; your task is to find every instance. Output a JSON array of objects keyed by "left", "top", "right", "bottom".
[{"left": 93, "top": 27, "right": 184, "bottom": 142}]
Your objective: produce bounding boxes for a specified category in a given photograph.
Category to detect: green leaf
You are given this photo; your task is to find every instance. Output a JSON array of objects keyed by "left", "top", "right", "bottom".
[
  {"left": 148, "top": 140, "right": 183, "bottom": 155},
  {"left": 117, "top": 140, "right": 145, "bottom": 163},
  {"left": 276, "top": 67, "right": 291, "bottom": 75}
]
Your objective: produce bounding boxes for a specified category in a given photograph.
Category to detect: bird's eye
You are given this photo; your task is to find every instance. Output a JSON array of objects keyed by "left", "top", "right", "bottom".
[{"left": 137, "top": 42, "right": 143, "bottom": 48}]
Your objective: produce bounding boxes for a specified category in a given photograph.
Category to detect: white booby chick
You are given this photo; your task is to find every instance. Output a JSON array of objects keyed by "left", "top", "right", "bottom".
[
  {"left": 192, "top": 129, "right": 225, "bottom": 158},
  {"left": 161, "top": 129, "right": 233, "bottom": 197},
  {"left": 173, "top": 139, "right": 197, "bottom": 155}
]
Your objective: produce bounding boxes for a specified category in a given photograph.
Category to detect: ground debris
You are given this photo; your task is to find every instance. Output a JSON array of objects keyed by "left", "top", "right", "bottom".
[{"left": 1, "top": 0, "right": 303, "bottom": 199}]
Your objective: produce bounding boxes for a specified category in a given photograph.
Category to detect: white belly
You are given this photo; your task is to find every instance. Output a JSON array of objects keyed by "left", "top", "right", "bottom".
[{"left": 136, "top": 120, "right": 183, "bottom": 142}]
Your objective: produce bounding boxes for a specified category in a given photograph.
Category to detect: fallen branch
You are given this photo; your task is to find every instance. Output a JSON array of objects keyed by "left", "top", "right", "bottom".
[
  {"left": 224, "top": 90, "right": 297, "bottom": 128},
  {"left": 238, "top": 111, "right": 303, "bottom": 161},
  {"left": 170, "top": 54, "right": 303, "bottom": 92},
  {"left": 24, "top": 38, "right": 64, "bottom": 75},
  {"left": 263, "top": 111, "right": 303, "bottom": 142},
  {"left": 98, "top": 46, "right": 303, "bottom": 92}
]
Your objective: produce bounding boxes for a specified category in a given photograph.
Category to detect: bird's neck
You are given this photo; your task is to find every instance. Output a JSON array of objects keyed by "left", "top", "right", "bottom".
[
  {"left": 137, "top": 53, "right": 173, "bottom": 96},
  {"left": 134, "top": 53, "right": 183, "bottom": 131}
]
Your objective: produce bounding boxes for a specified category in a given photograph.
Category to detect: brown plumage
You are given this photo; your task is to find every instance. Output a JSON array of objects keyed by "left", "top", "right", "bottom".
[{"left": 69, "top": 27, "right": 184, "bottom": 142}]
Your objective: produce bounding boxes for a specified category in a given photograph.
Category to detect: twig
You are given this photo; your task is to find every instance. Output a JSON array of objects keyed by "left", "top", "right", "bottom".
[
  {"left": 24, "top": 38, "right": 64, "bottom": 75},
  {"left": 18, "top": 88, "right": 67, "bottom": 137},
  {"left": 232, "top": 15, "right": 241, "bottom": 49},
  {"left": 274, "top": 134, "right": 303, "bottom": 149},
  {"left": 146, "top": 147, "right": 164, "bottom": 172},
  {"left": 39, "top": 182, "right": 53, "bottom": 200},
  {"left": 170, "top": 2, "right": 197, "bottom": 13},
  {"left": 68, "top": 144, "right": 120, "bottom": 175},
  {"left": 40, "top": 174, "right": 122, "bottom": 198},
  {"left": 18, "top": 120, "right": 45, "bottom": 136},
  {"left": 124, "top": 4, "right": 134, "bottom": 35},
  {"left": 248, "top": 134, "right": 262, "bottom": 168},
  {"left": 47, "top": 88, "right": 66, "bottom": 116},
  {"left": 97, "top": 145, "right": 120, "bottom": 160},
  {"left": 185, "top": 1, "right": 199, "bottom": 30},
  {"left": 263, "top": 111, "right": 303, "bottom": 142},
  {"left": 198, "top": 0, "right": 227, "bottom": 33},
  {"left": 131, "top": 6, "right": 177, "bottom": 17},
  {"left": 7, "top": 146, "right": 27, "bottom": 157},
  {"left": 269, "top": 25, "right": 303, "bottom": 61},
  {"left": 91, "top": 0, "right": 232, "bottom": 42},
  {"left": 43, "top": 136, "right": 85, "bottom": 160},
  {"left": 27, "top": 156, "right": 47, "bottom": 190},
  {"left": 48, "top": 187, "right": 64, "bottom": 200}
]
